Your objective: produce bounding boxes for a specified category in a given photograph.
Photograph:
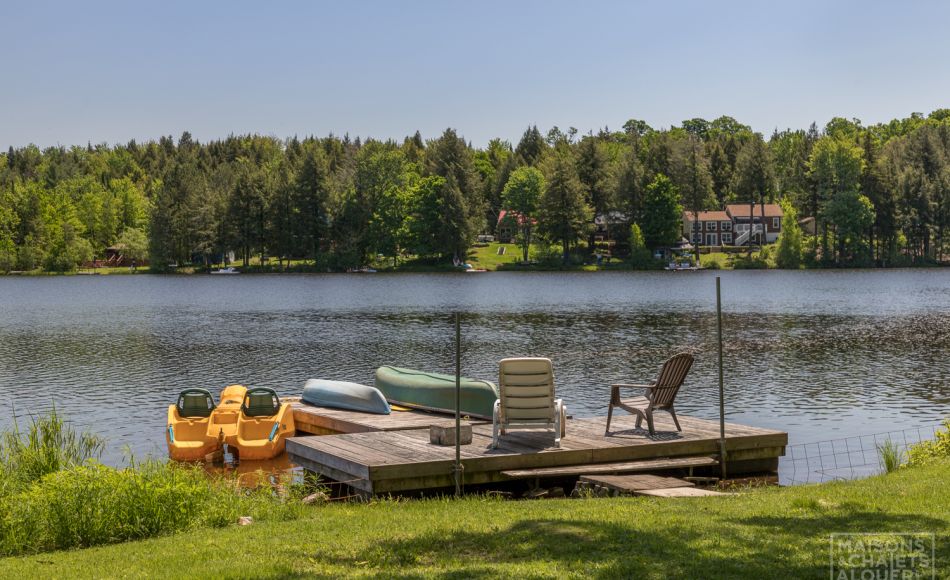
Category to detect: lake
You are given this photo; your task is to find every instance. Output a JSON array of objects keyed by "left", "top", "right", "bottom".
[{"left": 1, "top": 270, "right": 948, "bottom": 479}]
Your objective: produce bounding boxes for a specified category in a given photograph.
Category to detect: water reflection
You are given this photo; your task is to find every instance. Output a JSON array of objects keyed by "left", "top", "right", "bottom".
[{"left": 0, "top": 270, "right": 948, "bottom": 468}]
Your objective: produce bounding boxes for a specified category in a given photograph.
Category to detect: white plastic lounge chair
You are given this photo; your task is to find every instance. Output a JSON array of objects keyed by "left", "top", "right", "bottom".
[{"left": 492, "top": 357, "right": 566, "bottom": 449}]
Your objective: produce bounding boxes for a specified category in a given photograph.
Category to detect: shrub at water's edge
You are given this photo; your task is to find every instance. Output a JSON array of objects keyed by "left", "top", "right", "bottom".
[
  {"left": 906, "top": 419, "right": 950, "bottom": 467},
  {"left": 0, "top": 412, "right": 311, "bottom": 556}
]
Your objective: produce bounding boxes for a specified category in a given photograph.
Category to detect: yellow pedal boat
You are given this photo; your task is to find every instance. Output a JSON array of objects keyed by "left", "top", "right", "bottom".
[{"left": 166, "top": 385, "right": 295, "bottom": 462}]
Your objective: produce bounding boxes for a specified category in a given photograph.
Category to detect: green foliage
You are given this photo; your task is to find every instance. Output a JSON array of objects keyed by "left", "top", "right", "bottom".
[
  {"left": 876, "top": 439, "right": 904, "bottom": 474},
  {"left": 907, "top": 419, "right": 950, "bottom": 467},
  {"left": 501, "top": 166, "right": 545, "bottom": 262},
  {"left": 775, "top": 199, "right": 803, "bottom": 269},
  {"left": 627, "top": 223, "right": 654, "bottom": 268},
  {"left": 823, "top": 190, "right": 875, "bottom": 265},
  {"left": 538, "top": 144, "right": 593, "bottom": 263},
  {"left": 640, "top": 174, "right": 682, "bottom": 248},
  {"left": 731, "top": 253, "right": 770, "bottom": 269},
  {"left": 0, "top": 412, "right": 309, "bottom": 556},
  {"left": 115, "top": 227, "right": 149, "bottom": 263},
  {"left": 6, "top": 461, "right": 950, "bottom": 578},
  {"left": 0, "top": 409, "right": 105, "bottom": 490},
  {"left": 733, "top": 135, "right": 775, "bottom": 205},
  {"left": 2, "top": 109, "right": 950, "bottom": 273}
]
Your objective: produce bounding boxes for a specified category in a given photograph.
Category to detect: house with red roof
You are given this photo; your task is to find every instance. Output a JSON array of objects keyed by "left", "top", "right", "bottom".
[
  {"left": 496, "top": 210, "right": 537, "bottom": 243},
  {"left": 682, "top": 203, "right": 784, "bottom": 246}
]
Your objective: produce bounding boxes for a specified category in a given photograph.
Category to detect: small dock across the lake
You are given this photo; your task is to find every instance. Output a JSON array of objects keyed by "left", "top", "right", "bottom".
[{"left": 287, "top": 403, "right": 787, "bottom": 495}]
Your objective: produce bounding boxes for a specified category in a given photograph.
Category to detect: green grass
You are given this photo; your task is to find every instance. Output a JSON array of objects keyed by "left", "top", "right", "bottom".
[
  {"left": 2, "top": 462, "right": 948, "bottom": 579},
  {"left": 467, "top": 242, "right": 524, "bottom": 270},
  {"left": 700, "top": 252, "right": 731, "bottom": 269}
]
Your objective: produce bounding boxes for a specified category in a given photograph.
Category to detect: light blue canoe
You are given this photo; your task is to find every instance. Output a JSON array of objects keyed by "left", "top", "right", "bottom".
[{"left": 301, "top": 379, "right": 391, "bottom": 415}]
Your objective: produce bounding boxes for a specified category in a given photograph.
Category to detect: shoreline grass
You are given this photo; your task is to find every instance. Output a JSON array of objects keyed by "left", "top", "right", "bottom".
[{"left": 1, "top": 461, "right": 947, "bottom": 579}]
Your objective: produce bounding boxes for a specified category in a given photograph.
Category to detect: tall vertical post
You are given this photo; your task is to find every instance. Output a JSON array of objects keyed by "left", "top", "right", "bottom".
[
  {"left": 717, "top": 277, "right": 727, "bottom": 480},
  {"left": 454, "top": 312, "right": 462, "bottom": 496}
]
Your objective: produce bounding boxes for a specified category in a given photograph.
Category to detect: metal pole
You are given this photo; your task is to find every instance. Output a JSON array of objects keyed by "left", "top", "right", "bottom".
[
  {"left": 717, "top": 277, "right": 727, "bottom": 480},
  {"left": 454, "top": 312, "right": 462, "bottom": 496}
]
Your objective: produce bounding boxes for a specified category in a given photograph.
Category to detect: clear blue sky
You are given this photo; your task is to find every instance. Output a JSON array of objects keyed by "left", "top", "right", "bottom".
[{"left": 3, "top": 0, "right": 949, "bottom": 149}]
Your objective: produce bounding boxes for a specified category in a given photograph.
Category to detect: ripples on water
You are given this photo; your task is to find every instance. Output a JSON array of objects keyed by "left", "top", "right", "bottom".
[{"left": 0, "top": 270, "right": 948, "bottom": 468}]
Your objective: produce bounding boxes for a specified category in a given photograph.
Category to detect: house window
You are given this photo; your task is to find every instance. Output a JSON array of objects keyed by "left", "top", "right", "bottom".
[
  {"left": 736, "top": 223, "right": 748, "bottom": 232},
  {"left": 706, "top": 233, "right": 718, "bottom": 246},
  {"left": 692, "top": 222, "right": 701, "bottom": 232},
  {"left": 692, "top": 233, "right": 702, "bottom": 244},
  {"left": 707, "top": 221, "right": 717, "bottom": 231},
  {"left": 721, "top": 232, "right": 733, "bottom": 244},
  {"left": 721, "top": 221, "right": 732, "bottom": 231},
  {"left": 773, "top": 217, "right": 781, "bottom": 229}
]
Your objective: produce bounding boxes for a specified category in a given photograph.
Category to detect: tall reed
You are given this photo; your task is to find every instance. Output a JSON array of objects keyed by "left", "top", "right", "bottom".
[{"left": 876, "top": 438, "right": 903, "bottom": 474}]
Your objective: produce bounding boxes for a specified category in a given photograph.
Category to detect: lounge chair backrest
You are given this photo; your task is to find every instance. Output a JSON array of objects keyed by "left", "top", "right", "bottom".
[
  {"left": 651, "top": 352, "right": 693, "bottom": 408},
  {"left": 498, "top": 357, "right": 555, "bottom": 422},
  {"left": 177, "top": 389, "right": 215, "bottom": 418},
  {"left": 242, "top": 387, "right": 281, "bottom": 417}
]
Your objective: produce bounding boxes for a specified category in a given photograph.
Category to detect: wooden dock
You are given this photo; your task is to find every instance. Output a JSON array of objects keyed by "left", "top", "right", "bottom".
[{"left": 288, "top": 404, "right": 787, "bottom": 495}]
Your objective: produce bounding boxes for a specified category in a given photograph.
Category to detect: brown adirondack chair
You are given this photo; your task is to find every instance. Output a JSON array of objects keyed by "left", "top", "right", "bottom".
[{"left": 605, "top": 352, "right": 694, "bottom": 436}]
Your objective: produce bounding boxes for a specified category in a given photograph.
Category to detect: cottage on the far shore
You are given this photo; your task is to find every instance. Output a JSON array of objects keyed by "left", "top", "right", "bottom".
[{"left": 683, "top": 203, "right": 784, "bottom": 247}]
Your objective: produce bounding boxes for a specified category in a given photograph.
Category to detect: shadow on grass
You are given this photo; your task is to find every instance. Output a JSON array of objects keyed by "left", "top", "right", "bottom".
[{"left": 308, "top": 505, "right": 947, "bottom": 579}]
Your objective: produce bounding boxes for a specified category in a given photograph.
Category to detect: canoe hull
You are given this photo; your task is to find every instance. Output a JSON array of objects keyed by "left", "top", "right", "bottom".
[
  {"left": 374, "top": 366, "right": 498, "bottom": 419},
  {"left": 302, "top": 379, "right": 391, "bottom": 415}
]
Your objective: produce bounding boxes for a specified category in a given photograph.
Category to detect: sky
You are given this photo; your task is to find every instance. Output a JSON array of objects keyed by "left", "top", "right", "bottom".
[{"left": 2, "top": 0, "right": 950, "bottom": 149}]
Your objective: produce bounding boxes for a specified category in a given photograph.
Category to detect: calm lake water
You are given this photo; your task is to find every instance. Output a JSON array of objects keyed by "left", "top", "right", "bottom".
[{"left": 1, "top": 270, "right": 948, "bottom": 477}]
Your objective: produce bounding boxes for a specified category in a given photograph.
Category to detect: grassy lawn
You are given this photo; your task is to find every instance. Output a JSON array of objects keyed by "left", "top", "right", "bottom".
[
  {"left": 467, "top": 242, "right": 524, "bottom": 270},
  {"left": 3, "top": 462, "right": 947, "bottom": 579}
]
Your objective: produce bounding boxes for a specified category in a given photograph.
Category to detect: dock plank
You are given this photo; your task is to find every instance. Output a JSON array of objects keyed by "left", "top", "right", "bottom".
[
  {"left": 580, "top": 474, "right": 694, "bottom": 492},
  {"left": 501, "top": 456, "right": 718, "bottom": 479},
  {"left": 292, "top": 402, "right": 487, "bottom": 434},
  {"left": 635, "top": 487, "right": 729, "bottom": 497}
]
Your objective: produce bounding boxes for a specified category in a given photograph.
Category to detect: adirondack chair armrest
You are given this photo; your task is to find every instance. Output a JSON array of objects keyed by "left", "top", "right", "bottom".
[{"left": 610, "top": 383, "right": 656, "bottom": 389}]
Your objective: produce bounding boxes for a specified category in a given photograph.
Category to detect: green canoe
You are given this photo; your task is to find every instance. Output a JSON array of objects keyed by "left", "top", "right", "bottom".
[{"left": 374, "top": 366, "right": 499, "bottom": 419}]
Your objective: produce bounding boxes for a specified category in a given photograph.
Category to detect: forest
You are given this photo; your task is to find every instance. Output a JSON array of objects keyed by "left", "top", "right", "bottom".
[{"left": 1, "top": 109, "right": 949, "bottom": 272}]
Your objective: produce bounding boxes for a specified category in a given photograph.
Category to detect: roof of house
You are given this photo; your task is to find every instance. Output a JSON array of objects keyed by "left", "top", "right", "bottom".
[
  {"left": 726, "top": 203, "right": 784, "bottom": 218},
  {"left": 497, "top": 209, "right": 536, "bottom": 227},
  {"left": 684, "top": 210, "right": 730, "bottom": 222}
]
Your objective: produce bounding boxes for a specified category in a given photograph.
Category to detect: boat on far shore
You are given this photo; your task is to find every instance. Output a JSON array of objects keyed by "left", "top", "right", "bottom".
[
  {"left": 210, "top": 267, "right": 240, "bottom": 275},
  {"left": 665, "top": 262, "right": 702, "bottom": 271}
]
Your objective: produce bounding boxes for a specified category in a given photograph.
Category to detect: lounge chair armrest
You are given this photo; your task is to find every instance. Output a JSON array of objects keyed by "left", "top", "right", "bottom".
[{"left": 610, "top": 383, "right": 656, "bottom": 389}]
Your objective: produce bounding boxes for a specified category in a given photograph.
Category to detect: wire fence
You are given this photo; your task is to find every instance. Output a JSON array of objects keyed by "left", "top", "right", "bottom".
[{"left": 781, "top": 423, "right": 942, "bottom": 485}]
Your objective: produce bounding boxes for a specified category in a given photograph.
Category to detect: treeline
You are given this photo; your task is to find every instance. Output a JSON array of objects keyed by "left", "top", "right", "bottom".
[{"left": 1, "top": 110, "right": 949, "bottom": 272}]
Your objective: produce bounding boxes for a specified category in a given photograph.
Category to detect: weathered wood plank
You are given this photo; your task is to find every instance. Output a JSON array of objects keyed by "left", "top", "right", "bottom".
[
  {"left": 292, "top": 402, "right": 487, "bottom": 435},
  {"left": 580, "top": 474, "right": 695, "bottom": 491},
  {"left": 501, "top": 456, "right": 718, "bottom": 479},
  {"left": 634, "top": 487, "right": 729, "bottom": 497}
]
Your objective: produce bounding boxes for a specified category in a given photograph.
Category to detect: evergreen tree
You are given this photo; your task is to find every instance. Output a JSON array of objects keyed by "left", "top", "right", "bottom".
[
  {"left": 538, "top": 144, "right": 593, "bottom": 264},
  {"left": 616, "top": 139, "right": 646, "bottom": 224},
  {"left": 426, "top": 129, "right": 482, "bottom": 257},
  {"left": 672, "top": 136, "right": 714, "bottom": 261},
  {"left": 733, "top": 135, "right": 775, "bottom": 255},
  {"left": 293, "top": 148, "right": 332, "bottom": 265},
  {"left": 576, "top": 136, "right": 613, "bottom": 251},
  {"left": 514, "top": 125, "right": 546, "bottom": 166}
]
